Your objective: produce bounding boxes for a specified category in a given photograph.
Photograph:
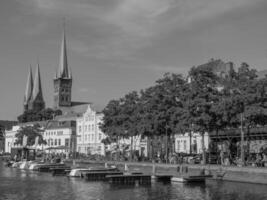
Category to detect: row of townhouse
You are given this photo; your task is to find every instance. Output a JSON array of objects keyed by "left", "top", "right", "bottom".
[
  {"left": 4, "top": 104, "right": 210, "bottom": 157},
  {"left": 4, "top": 104, "right": 106, "bottom": 156}
]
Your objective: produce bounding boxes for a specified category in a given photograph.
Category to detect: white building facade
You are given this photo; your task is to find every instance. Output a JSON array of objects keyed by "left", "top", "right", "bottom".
[
  {"left": 174, "top": 132, "right": 209, "bottom": 154},
  {"left": 4, "top": 125, "right": 21, "bottom": 153},
  {"left": 76, "top": 105, "right": 106, "bottom": 155},
  {"left": 42, "top": 120, "right": 76, "bottom": 154}
]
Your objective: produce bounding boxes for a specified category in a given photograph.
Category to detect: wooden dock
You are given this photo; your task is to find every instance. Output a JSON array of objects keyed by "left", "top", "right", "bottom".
[
  {"left": 106, "top": 174, "right": 151, "bottom": 185},
  {"left": 84, "top": 171, "right": 123, "bottom": 181},
  {"left": 51, "top": 167, "right": 71, "bottom": 176},
  {"left": 38, "top": 164, "right": 66, "bottom": 172}
]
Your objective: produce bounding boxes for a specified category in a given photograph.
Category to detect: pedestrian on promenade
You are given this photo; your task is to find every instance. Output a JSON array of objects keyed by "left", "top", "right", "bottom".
[{"left": 220, "top": 150, "right": 224, "bottom": 165}]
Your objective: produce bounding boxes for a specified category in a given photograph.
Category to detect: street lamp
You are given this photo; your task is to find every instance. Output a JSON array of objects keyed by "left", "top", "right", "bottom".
[{"left": 240, "top": 113, "right": 245, "bottom": 166}]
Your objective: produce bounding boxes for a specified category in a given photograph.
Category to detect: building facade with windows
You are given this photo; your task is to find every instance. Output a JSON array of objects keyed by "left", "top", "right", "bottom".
[
  {"left": 76, "top": 104, "right": 106, "bottom": 155},
  {"left": 42, "top": 120, "right": 76, "bottom": 154},
  {"left": 4, "top": 125, "right": 21, "bottom": 153},
  {"left": 174, "top": 132, "right": 209, "bottom": 154}
]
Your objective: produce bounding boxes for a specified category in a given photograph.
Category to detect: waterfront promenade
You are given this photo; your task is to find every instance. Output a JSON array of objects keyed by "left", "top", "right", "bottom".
[{"left": 67, "top": 160, "right": 267, "bottom": 184}]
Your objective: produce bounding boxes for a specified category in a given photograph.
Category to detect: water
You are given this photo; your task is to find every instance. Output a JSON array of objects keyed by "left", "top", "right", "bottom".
[{"left": 1, "top": 161, "right": 267, "bottom": 200}]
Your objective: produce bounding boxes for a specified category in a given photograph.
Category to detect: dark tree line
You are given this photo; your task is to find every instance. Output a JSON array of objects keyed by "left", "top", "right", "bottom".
[
  {"left": 100, "top": 60, "right": 267, "bottom": 163},
  {"left": 17, "top": 108, "right": 62, "bottom": 123}
]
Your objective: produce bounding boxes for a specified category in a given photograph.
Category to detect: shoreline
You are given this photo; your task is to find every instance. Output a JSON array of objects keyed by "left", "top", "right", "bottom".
[{"left": 66, "top": 160, "right": 267, "bottom": 185}]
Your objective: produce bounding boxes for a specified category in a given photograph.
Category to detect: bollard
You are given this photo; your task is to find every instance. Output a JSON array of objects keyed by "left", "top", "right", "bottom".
[
  {"left": 124, "top": 163, "right": 129, "bottom": 172},
  {"left": 105, "top": 163, "right": 108, "bottom": 168},
  {"left": 152, "top": 163, "right": 156, "bottom": 175}
]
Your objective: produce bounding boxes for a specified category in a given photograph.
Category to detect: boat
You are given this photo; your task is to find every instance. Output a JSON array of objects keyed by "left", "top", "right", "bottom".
[
  {"left": 68, "top": 166, "right": 119, "bottom": 178},
  {"left": 68, "top": 168, "right": 92, "bottom": 177},
  {"left": 19, "top": 161, "right": 30, "bottom": 169},
  {"left": 171, "top": 175, "right": 213, "bottom": 183},
  {"left": 11, "top": 161, "right": 22, "bottom": 168},
  {"left": 28, "top": 162, "right": 44, "bottom": 170}
]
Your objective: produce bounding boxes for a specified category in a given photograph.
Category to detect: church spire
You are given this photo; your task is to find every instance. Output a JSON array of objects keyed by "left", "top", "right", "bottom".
[
  {"left": 58, "top": 24, "right": 71, "bottom": 79},
  {"left": 23, "top": 66, "right": 33, "bottom": 110},
  {"left": 31, "top": 63, "right": 44, "bottom": 102}
]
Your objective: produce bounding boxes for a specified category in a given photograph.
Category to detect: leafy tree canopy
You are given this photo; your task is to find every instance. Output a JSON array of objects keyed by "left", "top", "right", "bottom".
[{"left": 14, "top": 124, "right": 46, "bottom": 146}]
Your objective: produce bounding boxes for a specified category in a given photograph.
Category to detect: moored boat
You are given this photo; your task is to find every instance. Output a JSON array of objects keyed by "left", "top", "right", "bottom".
[
  {"left": 69, "top": 166, "right": 119, "bottom": 178},
  {"left": 171, "top": 175, "right": 213, "bottom": 183}
]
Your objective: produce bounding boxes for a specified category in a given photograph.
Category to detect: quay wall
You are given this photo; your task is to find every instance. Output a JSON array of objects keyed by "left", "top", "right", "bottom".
[{"left": 67, "top": 160, "right": 267, "bottom": 184}]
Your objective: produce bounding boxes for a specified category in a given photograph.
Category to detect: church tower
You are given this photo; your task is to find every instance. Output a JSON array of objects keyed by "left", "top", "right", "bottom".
[
  {"left": 54, "top": 28, "right": 72, "bottom": 109},
  {"left": 23, "top": 66, "right": 33, "bottom": 111},
  {"left": 28, "top": 64, "right": 45, "bottom": 111}
]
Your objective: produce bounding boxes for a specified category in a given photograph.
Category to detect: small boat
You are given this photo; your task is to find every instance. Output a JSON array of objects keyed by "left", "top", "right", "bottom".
[
  {"left": 171, "top": 175, "right": 212, "bottom": 183},
  {"left": 12, "top": 161, "right": 22, "bottom": 168},
  {"left": 19, "top": 161, "right": 30, "bottom": 169},
  {"left": 28, "top": 162, "right": 44, "bottom": 170},
  {"left": 68, "top": 168, "right": 92, "bottom": 177},
  {"left": 68, "top": 166, "right": 119, "bottom": 178}
]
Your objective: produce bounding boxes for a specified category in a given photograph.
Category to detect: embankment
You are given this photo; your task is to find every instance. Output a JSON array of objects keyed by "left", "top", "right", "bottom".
[{"left": 66, "top": 160, "right": 267, "bottom": 184}]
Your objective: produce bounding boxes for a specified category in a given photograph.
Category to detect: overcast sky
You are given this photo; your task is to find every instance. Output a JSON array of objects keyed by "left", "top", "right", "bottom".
[{"left": 1, "top": 0, "right": 267, "bottom": 120}]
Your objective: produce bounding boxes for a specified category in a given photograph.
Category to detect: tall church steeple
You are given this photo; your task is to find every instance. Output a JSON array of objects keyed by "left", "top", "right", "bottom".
[
  {"left": 28, "top": 63, "right": 45, "bottom": 111},
  {"left": 54, "top": 25, "right": 72, "bottom": 109},
  {"left": 23, "top": 66, "right": 33, "bottom": 111},
  {"left": 57, "top": 27, "right": 71, "bottom": 79}
]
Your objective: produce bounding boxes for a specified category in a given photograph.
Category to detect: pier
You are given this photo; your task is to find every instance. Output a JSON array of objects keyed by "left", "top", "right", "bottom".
[
  {"left": 106, "top": 174, "right": 151, "bottom": 185},
  {"left": 84, "top": 171, "right": 123, "bottom": 181}
]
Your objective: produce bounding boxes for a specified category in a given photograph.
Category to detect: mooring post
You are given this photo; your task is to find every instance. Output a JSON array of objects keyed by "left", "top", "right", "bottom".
[{"left": 124, "top": 163, "right": 129, "bottom": 172}]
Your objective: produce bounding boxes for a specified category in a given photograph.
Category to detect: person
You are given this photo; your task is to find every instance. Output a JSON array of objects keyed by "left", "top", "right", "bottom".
[
  {"left": 13, "top": 154, "right": 17, "bottom": 162},
  {"left": 262, "top": 154, "right": 267, "bottom": 167},
  {"left": 220, "top": 150, "right": 224, "bottom": 165},
  {"left": 255, "top": 153, "right": 262, "bottom": 167}
]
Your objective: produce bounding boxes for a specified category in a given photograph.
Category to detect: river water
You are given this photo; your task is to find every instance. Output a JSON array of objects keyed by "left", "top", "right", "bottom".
[{"left": 0, "top": 161, "right": 267, "bottom": 200}]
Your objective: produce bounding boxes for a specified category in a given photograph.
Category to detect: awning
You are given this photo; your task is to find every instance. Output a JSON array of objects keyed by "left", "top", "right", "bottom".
[{"left": 45, "top": 146, "right": 69, "bottom": 150}]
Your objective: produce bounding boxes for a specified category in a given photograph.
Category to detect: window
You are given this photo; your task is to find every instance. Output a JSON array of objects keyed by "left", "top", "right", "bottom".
[
  {"left": 99, "top": 133, "right": 102, "bottom": 141},
  {"left": 85, "top": 134, "right": 87, "bottom": 141},
  {"left": 183, "top": 140, "right": 187, "bottom": 151},
  {"left": 92, "top": 134, "right": 94, "bottom": 141},
  {"left": 51, "top": 139, "right": 53, "bottom": 146},
  {"left": 55, "top": 139, "right": 57, "bottom": 146},
  {"left": 79, "top": 126, "right": 82, "bottom": 133},
  {"left": 92, "top": 125, "right": 94, "bottom": 131},
  {"left": 177, "top": 140, "right": 180, "bottom": 151},
  {"left": 85, "top": 125, "right": 87, "bottom": 131},
  {"left": 58, "top": 139, "right": 61, "bottom": 146},
  {"left": 57, "top": 131, "right": 63, "bottom": 135},
  {"left": 65, "top": 139, "right": 69, "bottom": 147}
]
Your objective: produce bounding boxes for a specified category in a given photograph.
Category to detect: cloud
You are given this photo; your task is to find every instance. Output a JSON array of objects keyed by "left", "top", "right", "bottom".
[{"left": 18, "top": 0, "right": 265, "bottom": 68}]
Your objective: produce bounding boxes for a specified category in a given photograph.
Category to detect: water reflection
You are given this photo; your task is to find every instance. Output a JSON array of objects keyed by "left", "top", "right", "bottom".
[{"left": 1, "top": 161, "right": 267, "bottom": 200}]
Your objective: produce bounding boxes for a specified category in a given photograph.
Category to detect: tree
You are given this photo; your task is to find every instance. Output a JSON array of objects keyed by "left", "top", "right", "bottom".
[
  {"left": 14, "top": 124, "right": 47, "bottom": 146},
  {"left": 100, "top": 99, "right": 125, "bottom": 143},
  {"left": 186, "top": 66, "right": 220, "bottom": 164},
  {"left": 17, "top": 108, "right": 62, "bottom": 123}
]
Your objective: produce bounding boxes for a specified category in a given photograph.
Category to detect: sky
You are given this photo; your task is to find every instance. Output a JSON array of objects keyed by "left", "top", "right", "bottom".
[{"left": 1, "top": 0, "right": 267, "bottom": 120}]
